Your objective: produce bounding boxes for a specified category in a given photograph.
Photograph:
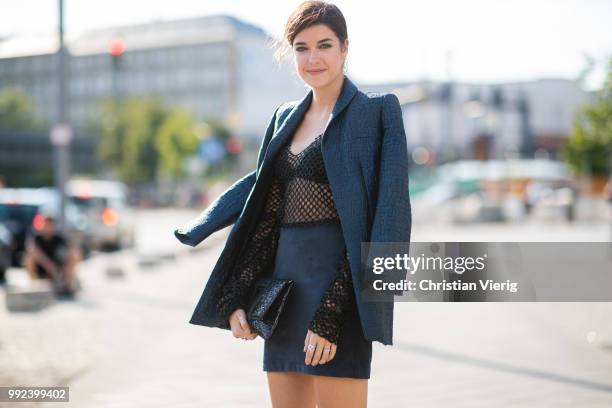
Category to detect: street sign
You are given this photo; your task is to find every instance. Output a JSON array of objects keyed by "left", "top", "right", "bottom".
[
  {"left": 50, "top": 123, "right": 73, "bottom": 146},
  {"left": 198, "top": 138, "right": 225, "bottom": 164}
]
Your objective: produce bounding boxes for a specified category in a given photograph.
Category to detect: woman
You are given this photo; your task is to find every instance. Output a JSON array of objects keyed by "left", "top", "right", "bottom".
[{"left": 175, "top": 1, "right": 411, "bottom": 406}]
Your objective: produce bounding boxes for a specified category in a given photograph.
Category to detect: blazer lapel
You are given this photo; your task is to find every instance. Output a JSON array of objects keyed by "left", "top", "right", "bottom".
[
  {"left": 262, "top": 90, "right": 313, "bottom": 170},
  {"left": 260, "top": 75, "right": 359, "bottom": 173}
]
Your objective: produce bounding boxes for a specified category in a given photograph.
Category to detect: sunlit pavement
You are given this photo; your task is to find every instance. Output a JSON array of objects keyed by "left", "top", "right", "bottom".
[{"left": 1, "top": 209, "right": 611, "bottom": 407}]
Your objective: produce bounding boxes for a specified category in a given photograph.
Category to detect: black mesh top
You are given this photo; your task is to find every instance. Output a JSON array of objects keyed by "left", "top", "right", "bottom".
[{"left": 216, "top": 133, "right": 356, "bottom": 345}]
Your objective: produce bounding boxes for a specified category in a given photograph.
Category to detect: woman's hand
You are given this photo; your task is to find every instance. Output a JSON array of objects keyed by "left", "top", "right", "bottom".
[
  {"left": 304, "top": 329, "right": 337, "bottom": 366},
  {"left": 229, "top": 309, "right": 258, "bottom": 340}
]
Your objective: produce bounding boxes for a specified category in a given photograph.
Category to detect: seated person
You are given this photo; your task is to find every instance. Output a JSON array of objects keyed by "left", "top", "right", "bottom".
[{"left": 24, "top": 214, "right": 80, "bottom": 297}]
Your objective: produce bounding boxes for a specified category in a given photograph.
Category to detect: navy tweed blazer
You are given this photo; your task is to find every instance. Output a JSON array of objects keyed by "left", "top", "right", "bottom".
[{"left": 174, "top": 75, "right": 411, "bottom": 345}]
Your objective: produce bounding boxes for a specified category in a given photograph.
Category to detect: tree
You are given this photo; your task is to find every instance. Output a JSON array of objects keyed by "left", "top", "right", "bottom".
[
  {"left": 0, "top": 88, "right": 46, "bottom": 131},
  {"left": 97, "top": 97, "right": 162, "bottom": 184},
  {"left": 563, "top": 55, "right": 612, "bottom": 177},
  {"left": 155, "top": 109, "right": 199, "bottom": 178},
  {"left": 96, "top": 96, "right": 199, "bottom": 184}
]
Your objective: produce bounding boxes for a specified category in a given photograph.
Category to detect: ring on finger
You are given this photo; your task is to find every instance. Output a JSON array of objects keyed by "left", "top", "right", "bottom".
[{"left": 307, "top": 344, "right": 316, "bottom": 352}]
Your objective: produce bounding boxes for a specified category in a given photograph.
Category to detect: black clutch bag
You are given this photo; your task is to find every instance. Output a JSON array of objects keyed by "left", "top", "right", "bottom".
[{"left": 245, "top": 276, "right": 294, "bottom": 339}]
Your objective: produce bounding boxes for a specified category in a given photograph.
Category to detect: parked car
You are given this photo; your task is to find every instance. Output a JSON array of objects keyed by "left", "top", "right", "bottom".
[
  {"left": 66, "top": 180, "right": 136, "bottom": 251},
  {"left": 0, "top": 223, "right": 12, "bottom": 284},
  {"left": 0, "top": 188, "right": 90, "bottom": 265}
]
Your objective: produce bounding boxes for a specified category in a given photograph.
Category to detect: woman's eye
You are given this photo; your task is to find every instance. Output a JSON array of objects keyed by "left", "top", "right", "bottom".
[{"left": 296, "top": 44, "right": 331, "bottom": 52}]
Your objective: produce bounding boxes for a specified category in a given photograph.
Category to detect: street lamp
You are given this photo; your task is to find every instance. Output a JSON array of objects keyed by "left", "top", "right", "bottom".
[
  {"left": 52, "top": 0, "right": 71, "bottom": 233},
  {"left": 463, "top": 95, "right": 486, "bottom": 160},
  {"left": 517, "top": 91, "right": 534, "bottom": 159}
]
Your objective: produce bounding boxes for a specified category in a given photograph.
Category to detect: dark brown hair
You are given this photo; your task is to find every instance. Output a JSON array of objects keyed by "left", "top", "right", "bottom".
[{"left": 273, "top": 1, "right": 348, "bottom": 63}]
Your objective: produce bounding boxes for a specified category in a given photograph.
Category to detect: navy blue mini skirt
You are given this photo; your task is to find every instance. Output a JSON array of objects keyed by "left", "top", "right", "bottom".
[{"left": 263, "top": 222, "right": 372, "bottom": 379}]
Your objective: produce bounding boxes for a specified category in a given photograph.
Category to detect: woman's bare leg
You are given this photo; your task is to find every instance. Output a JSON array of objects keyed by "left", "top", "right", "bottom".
[
  {"left": 313, "top": 375, "right": 368, "bottom": 408},
  {"left": 267, "top": 372, "right": 316, "bottom": 408}
]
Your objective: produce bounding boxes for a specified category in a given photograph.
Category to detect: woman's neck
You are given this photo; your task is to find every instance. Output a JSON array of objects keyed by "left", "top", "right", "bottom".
[{"left": 310, "top": 74, "right": 345, "bottom": 114}]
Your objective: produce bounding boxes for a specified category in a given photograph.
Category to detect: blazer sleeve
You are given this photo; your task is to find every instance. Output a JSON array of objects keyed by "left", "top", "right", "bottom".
[
  {"left": 215, "top": 174, "right": 283, "bottom": 321},
  {"left": 174, "top": 104, "right": 283, "bottom": 247},
  {"left": 364, "top": 94, "right": 412, "bottom": 296},
  {"left": 307, "top": 248, "right": 355, "bottom": 345}
]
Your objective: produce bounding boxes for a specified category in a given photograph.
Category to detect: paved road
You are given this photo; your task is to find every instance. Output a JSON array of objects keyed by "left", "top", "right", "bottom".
[{"left": 1, "top": 211, "right": 611, "bottom": 407}]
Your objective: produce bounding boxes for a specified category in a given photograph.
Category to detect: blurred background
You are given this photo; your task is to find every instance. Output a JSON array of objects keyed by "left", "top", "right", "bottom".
[{"left": 0, "top": 1, "right": 611, "bottom": 407}]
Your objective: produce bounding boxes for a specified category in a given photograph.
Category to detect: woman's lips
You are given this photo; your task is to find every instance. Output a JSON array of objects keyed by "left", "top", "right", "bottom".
[{"left": 307, "top": 69, "right": 326, "bottom": 75}]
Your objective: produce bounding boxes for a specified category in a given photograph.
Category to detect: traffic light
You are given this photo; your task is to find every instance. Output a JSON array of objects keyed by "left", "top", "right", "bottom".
[
  {"left": 225, "top": 137, "right": 242, "bottom": 155},
  {"left": 109, "top": 38, "right": 125, "bottom": 57}
]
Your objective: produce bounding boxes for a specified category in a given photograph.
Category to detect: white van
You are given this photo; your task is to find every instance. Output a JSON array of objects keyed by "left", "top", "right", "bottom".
[{"left": 66, "top": 180, "right": 135, "bottom": 251}]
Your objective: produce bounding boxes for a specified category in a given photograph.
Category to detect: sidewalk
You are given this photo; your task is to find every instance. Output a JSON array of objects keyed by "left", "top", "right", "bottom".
[{"left": 1, "top": 220, "right": 611, "bottom": 407}]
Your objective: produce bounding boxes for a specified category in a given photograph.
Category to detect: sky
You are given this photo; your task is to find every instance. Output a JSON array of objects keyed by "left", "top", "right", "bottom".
[{"left": 1, "top": 0, "right": 611, "bottom": 90}]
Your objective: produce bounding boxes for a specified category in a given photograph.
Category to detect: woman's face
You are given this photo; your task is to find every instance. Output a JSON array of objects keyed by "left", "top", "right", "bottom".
[{"left": 291, "top": 23, "right": 348, "bottom": 89}]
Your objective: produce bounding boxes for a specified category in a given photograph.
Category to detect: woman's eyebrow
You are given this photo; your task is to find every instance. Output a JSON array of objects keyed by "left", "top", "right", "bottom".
[{"left": 294, "top": 38, "right": 333, "bottom": 46}]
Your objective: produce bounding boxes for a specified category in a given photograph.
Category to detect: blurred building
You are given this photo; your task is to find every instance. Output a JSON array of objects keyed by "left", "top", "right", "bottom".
[
  {"left": 0, "top": 14, "right": 593, "bottom": 169},
  {"left": 362, "top": 78, "right": 591, "bottom": 163},
  {"left": 0, "top": 14, "right": 304, "bottom": 140}
]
